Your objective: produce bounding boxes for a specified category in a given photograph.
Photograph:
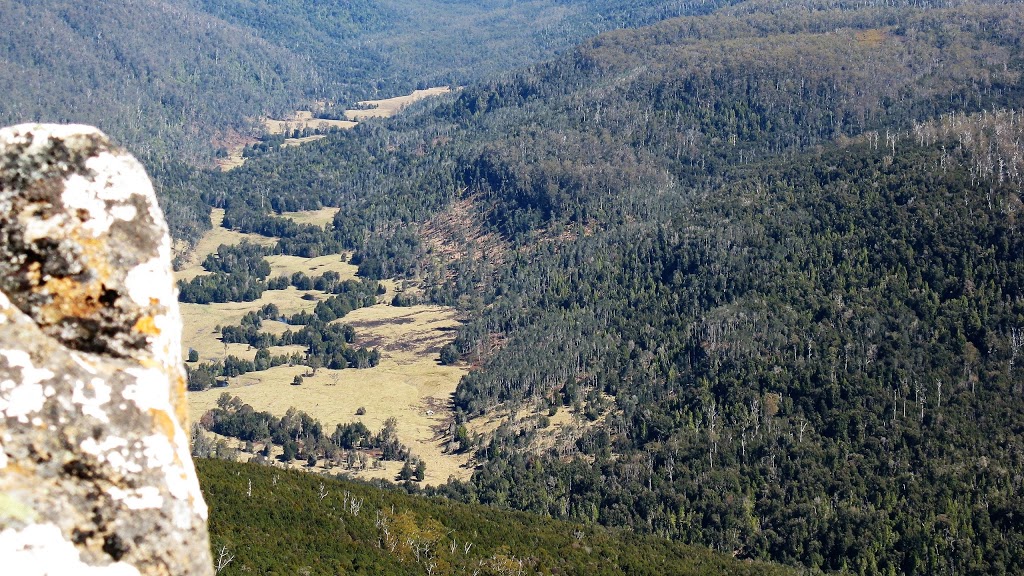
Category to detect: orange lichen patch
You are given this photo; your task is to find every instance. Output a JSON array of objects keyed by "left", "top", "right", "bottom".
[
  {"left": 173, "top": 373, "right": 189, "bottom": 427},
  {"left": 25, "top": 261, "right": 42, "bottom": 284},
  {"left": 37, "top": 276, "right": 105, "bottom": 323},
  {"left": 855, "top": 28, "right": 888, "bottom": 47},
  {"left": 149, "top": 408, "right": 179, "bottom": 442},
  {"left": 133, "top": 315, "right": 161, "bottom": 336}
]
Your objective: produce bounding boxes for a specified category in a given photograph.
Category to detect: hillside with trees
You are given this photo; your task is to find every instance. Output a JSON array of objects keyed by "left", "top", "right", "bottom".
[
  {"left": 197, "top": 458, "right": 795, "bottom": 575},
  {"left": 171, "top": 1, "right": 1024, "bottom": 573},
  {"left": 0, "top": 0, "right": 725, "bottom": 167}
]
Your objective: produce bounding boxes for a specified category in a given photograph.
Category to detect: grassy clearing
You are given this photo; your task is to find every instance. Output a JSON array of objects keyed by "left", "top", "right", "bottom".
[
  {"left": 216, "top": 148, "right": 246, "bottom": 171},
  {"left": 344, "top": 86, "right": 451, "bottom": 121},
  {"left": 180, "top": 287, "right": 326, "bottom": 363},
  {"left": 264, "top": 111, "right": 356, "bottom": 135},
  {"left": 465, "top": 394, "right": 614, "bottom": 458},
  {"left": 174, "top": 208, "right": 276, "bottom": 281},
  {"left": 221, "top": 87, "right": 452, "bottom": 170},
  {"left": 188, "top": 305, "right": 471, "bottom": 484},
  {"left": 281, "top": 134, "right": 327, "bottom": 147},
  {"left": 265, "top": 252, "right": 357, "bottom": 279},
  {"left": 181, "top": 208, "right": 470, "bottom": 485},
  {"left": 278, "top": 207, "right": 339, "bottom": 228},
  {"left": 855, "top": 28, "right": 888, "bottom": 47}
]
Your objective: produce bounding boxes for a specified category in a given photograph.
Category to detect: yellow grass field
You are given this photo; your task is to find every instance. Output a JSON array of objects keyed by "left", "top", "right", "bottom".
[
  {"left": 220, "top": 87, "right": 452, "bottom": 171},
  {"left": 265, "top": 253, "right": 357, "bottom": 280},
  {"left": 264, "top": 111, "right": 357, "bottom": 135},
  {"left": 174, "top": 208, "right": 277, "bottom": 281},
  {"left": 216, "top": 148, "right": 246, "bottom": 171},
  {"left": 180, "top": 287, "right": 327, "bottom": 364},
  {"left": 180, "top": 208, "right": 471, "bottom": 485},
  {"left": 279, "top": 207, "right": 339, "bottom": 228},
  {"left": 281, "top": 134, "right": 327, "bottom": 147},
  {"left": 344, "top": 86, "right": 452, "bottom": 121},
  {"left": 187, "top": 305, "right": 472, "bottom": 485}
]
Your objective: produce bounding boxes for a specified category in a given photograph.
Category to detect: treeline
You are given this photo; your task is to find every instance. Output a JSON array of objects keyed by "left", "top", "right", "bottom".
[
  {"left": 177, "top": 242, "right": 271, "bottom": 303},
  {"left": 196, "top": 394, "right": 411, "bottom": 469}
]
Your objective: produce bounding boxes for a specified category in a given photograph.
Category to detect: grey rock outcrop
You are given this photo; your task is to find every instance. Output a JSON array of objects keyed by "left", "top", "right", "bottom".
[{"left": 0, "top": 124, "right": 213, "bottom": 575}]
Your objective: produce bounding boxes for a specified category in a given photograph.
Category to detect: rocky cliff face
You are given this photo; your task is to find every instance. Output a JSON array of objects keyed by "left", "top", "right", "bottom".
[{"left": 0, "top": 124, "right": 212, "bottom": 575}]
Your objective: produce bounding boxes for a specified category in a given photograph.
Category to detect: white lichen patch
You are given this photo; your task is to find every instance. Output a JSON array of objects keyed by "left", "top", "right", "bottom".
[
  {"left": 0, "top": 523, "right": 142, "bottom": 576},
  {"left": 0, "top": 350, "right": 54, "bottom": 423},
  {"left": 107, "top": 486, "right": 164, "bottom": 511},
  {"left": 109, "top": 203, "right": 137, "bottom": 222},
  {"left": 72, "top": 377, "right": 113, "bottom": 423},
  {"left": 69, "top": 352, "right": 99, "bottom": 375},
  {"left": 61, "top": 172, "right": 115, "bottom": 236},
  {"left": 138, "top": 431, "right": 209, "bottom": 527},
  {"left": 124, "top": 257, "right": 175, "bottom": 309},
  {"left": 124, "top": 368, "right": 208, "bottom": 521},
  {"left": 85, "top": 152, "right": 153, "bottom": 203},
  {"left": 121, "top": 369, "right": 171, "bottom": 413},
  {"left": 19, "top": 205, "right": 66, "bottom": 244},
  {"left": 0, "top": 123, "right": 103, "bottom": 150},
  {"left": 80, "top": 436, "right": 142, "bottom": 475}
]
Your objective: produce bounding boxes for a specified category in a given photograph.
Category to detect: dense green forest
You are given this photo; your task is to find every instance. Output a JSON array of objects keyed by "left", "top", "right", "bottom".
[
  {"left": 197, "top": 458, "right": 795, "bottom": 575},
  {"left": 172, "top": 1, "right": 1024, "bottom": 573}
]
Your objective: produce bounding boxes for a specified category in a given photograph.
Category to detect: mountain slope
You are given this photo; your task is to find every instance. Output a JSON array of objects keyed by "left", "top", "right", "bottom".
[
  {"left": 0, "top": 0, "right": 728, "bottom": 166},
  {"left": 179, "top": 1, "right": 1024, "bottom": 572},
  {"left": 198, "top": 458, "right": 794, "bottom": 575}
]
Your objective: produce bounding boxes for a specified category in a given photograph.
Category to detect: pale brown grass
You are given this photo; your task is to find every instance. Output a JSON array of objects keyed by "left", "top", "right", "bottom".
[
  {"left": 188, "top": 304, "right": 471, "bottom": 484},
  {"left": 180, "top": 287, "right": 326, "bottom": 364},
  {"left": 281, "top": 134, "right": 327, "bottom": 147},
  {"left": 855, "top": 28, "right": 888, "bottom": 47},
  {"left": 278, "top": 207, "right": 340, "bottom": 229},
  {"left": 344, "top": 87, "right": 452, "bottom": 121},
  {"left": 216, "top": 148, "right": 246, "bottom": 172},
  {"left": 181, "top": 210, "right": 470, "bottom": 484},
  {"left": 174, "top": 208, "right": 277, "bottom": 282},
  {"left": 264, "top": 112, "right": 356, "bottom": 135},
  {"left": 265, "top": 253, "right": 358, "bottom": 280}
]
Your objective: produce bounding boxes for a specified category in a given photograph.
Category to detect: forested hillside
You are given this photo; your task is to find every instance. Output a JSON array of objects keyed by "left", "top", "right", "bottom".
[
  {"left": 173, "top": 1, "right": 1024, "bottom": 573},
  {"left": 0, "top": 0, "right": 721, "bottom": 167},
  {"left": 198, "top": 458, "right": 794, "bottom": 575}
]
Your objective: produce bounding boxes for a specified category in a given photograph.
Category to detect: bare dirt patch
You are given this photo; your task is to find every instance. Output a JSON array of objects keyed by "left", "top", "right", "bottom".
[{"left": 421, "top": 197, "right": 508, "bottom": 266}]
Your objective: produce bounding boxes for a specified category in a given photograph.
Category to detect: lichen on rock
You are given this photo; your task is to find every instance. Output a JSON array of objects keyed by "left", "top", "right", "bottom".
[{"left": 0, "top": 124, "right": 212, "bottom": 575}]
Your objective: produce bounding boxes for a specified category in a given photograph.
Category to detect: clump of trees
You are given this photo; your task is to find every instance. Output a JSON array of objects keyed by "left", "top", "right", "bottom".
[{"left": 199, "top": 394, "right": 411, "bottom": 468}]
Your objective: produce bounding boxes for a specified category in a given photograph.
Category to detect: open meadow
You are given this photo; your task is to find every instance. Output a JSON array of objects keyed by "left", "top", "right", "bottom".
[
  {"left": 178, "top": 209, "right": 472, "bottom": 485},
  {"left": 220, "top": 88, "right": 451, "bottom": 171},
  {"left": 344, "top": 86, "right": 451, "bottom": 121}
]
